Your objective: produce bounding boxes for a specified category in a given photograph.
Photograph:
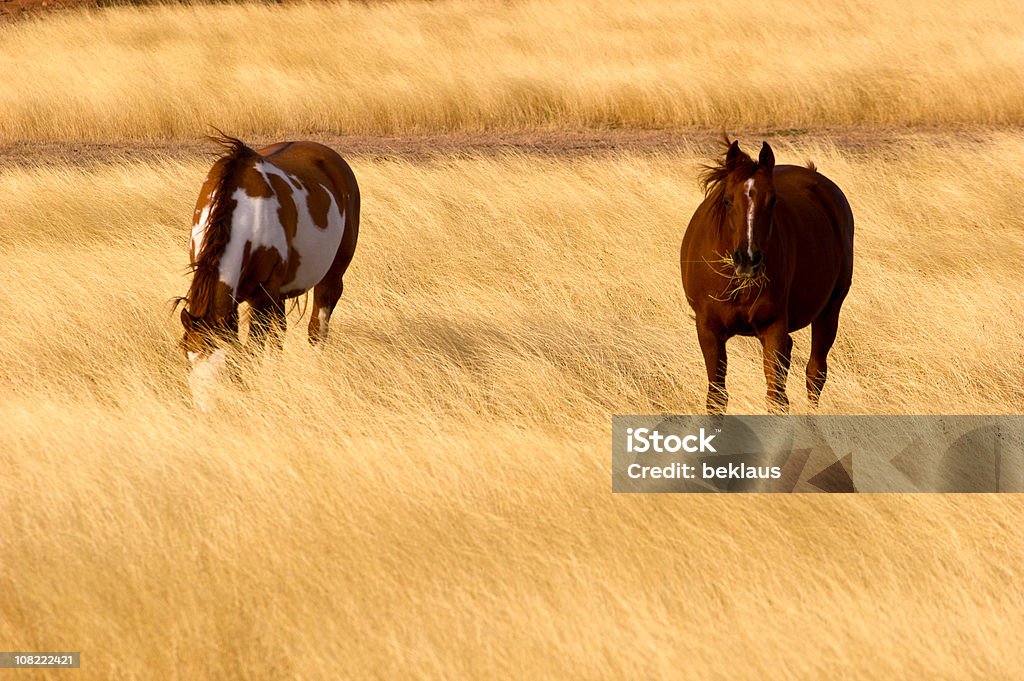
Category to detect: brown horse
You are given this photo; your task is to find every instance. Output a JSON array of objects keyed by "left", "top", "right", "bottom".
[
  {"left": 176, "top": 135, "right": 359, "bottom": 407},
  {"left": 680, "top": 137, "right": 854, "bottom": 414}
]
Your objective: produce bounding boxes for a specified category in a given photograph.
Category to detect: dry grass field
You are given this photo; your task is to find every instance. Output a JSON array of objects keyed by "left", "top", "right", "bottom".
[
  {"left": 1, "top": 0, "right": 1024, "bottom": 140},
  {"left": 1, "top": 136, "right": 1023, "bottom": 678},
  {"left": 2, "top": 0, "right": 1024, "bottom": 678}
]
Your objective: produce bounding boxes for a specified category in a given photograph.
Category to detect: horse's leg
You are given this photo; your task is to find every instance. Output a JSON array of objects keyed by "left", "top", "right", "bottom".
[
  {"left": 696, "top": 322, "right": 728, "bottom": 414},
  {"left": 806, "top": 299, "right": 843, "bottom": 407},
  {"left": 309, "top": 188, "right": 357, "bottom": 345},
  {"left": 249, "top": 287, "right": 286, "bottom": 352},
  {"left": 759, "top": 323, "right": 793, "bottom": 413},
  {"left": 249, "top": 304, "right": 285, "bottom": 351},
  {"left": 308, "top": 278, "right": 343, "bottom": 346}
]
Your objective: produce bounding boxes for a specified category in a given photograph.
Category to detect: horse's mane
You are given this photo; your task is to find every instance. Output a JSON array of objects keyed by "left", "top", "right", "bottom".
[
  {"left": 178, "top": 133, "right": 257, "bottom": 318},
  {"left": 698, "top": 134, "right": 762, "bottom": 228}
]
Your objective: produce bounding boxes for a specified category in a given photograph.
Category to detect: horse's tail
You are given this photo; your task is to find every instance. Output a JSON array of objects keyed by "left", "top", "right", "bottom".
[{"left": 287, "top": 291, "right": 310, "bottom": 321}]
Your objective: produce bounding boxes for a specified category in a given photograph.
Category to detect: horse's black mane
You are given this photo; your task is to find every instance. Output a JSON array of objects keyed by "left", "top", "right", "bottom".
[{"left": 177, "top": 132, "right": 257, "bottom": 318}]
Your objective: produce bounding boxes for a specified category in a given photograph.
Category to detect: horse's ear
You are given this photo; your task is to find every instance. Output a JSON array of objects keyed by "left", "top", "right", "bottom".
[
  {"left": 758, "top": 142, "right": 775, "bottom": 170},
  {"left": 180, "top": 307, "right": 196, "bottom": 330},
  {"left": 725, "top": 140, "right": 742, "bottom": 170}
]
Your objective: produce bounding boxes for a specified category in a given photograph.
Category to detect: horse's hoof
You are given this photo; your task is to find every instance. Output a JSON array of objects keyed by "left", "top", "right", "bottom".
[{"left": 767, "top": 395, "right": 790, "bottom": 414}]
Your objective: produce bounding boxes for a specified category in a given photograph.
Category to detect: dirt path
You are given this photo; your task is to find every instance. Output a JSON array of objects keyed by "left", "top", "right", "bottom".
[
  {"left": 0, "top": 126, "right": 1012, "bottom": 167},
  {"left": 0, "top": 0, "right": 91, "bottom": 20}
]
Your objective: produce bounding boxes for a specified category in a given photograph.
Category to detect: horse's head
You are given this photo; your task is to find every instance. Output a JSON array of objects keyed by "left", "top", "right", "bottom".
[
  {"left": 181, "top": 301, "right": 240, "bottom": 349},
  {"left": 718, "top": 140, "right": 776, "bottom": 278},
  {"left": 179, "top": 307, "right": 236, "bottom": 411}
]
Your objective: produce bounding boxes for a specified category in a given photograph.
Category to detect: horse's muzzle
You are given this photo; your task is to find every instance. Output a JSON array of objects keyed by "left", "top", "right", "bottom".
[{"left": 732, "top": 249, "right": 764, "bottom": 278}]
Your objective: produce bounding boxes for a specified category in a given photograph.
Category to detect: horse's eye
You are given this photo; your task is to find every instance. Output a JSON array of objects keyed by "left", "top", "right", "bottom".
[{"left": 723, "top": 197, "right": 733, "bottom": 207}]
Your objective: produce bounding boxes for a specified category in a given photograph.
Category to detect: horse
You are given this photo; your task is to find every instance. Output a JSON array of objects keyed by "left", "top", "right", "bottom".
[
  {"left": 176, "top": 135, "right": 360, "bottom": 406},
  {"left": 680, "top": 136, "right": 854, "bottom": 414}
]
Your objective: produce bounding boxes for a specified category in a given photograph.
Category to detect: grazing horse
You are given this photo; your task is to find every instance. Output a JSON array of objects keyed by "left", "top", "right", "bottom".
[
  {"left": 680, "top": 137, "right": 854, "bottom": 414},
  {"left": 177, "top": 135, "right": 359, "bottom": 402}
]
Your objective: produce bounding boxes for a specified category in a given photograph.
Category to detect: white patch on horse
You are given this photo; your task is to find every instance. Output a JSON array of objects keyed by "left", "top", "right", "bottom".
[
  {"left": 318, "top": 308, "right": 330, "bottom": 340},
  {"left": 258, "top": 164, "right": 346, "bottom": 295},
  {"left": 187, "top": 347, "right": 228, "bottom": 413},
  {"left": 217, "top": 162, "right": 288, "bottom": 294},
  {"left": 190, "top": 198, "right": 213, "bottom": 262},
  {"left": 744, "top": 178, "right": 756, "bottom": 259}
]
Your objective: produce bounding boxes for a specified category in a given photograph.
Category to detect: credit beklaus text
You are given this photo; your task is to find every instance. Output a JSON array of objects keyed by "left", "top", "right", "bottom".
[{"left": 625, "top": 427, "right": 781, "bottom": 480}]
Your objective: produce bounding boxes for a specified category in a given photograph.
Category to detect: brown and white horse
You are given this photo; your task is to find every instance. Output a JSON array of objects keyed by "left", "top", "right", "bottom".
[
  {"left": 177, "top": 135, "right": 359, "bottom": 405},
  {"left": 681, "top": 137, "right": 854, "bottom": 414}
]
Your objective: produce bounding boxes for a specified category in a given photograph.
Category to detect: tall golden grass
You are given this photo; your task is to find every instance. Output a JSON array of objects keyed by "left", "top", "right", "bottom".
[
  {"left": 1, "top": 137, "right": 1022, "bottom": 678},
  {"left": 2, "top": 0, "right": 1024, "bottom": 141}
]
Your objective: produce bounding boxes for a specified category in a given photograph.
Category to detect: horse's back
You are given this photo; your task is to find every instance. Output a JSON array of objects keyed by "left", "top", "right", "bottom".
[{"left": 256, "top": 141, "right": 359, "bottom": 200}]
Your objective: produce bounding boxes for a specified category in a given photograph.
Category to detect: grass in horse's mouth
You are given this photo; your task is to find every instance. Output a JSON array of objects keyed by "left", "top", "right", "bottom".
[{"left": 705, "top": 253, "right": 769, "bottom": 302}]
